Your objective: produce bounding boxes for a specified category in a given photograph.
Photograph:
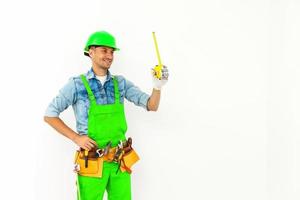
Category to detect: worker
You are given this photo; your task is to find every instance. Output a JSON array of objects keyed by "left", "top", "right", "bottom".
[{"left": 44, "top": 30, "right": 169, "bottom": 200}]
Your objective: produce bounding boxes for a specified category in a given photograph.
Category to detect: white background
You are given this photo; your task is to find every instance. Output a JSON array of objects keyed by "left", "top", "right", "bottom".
[{"left": 0, "top": 0, "right": 299, "bottom": 199}]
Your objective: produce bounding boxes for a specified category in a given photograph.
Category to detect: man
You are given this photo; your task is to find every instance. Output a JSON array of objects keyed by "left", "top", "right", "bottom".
[{"left": 44, "top": 31, "right": 169, "bottom": 200}]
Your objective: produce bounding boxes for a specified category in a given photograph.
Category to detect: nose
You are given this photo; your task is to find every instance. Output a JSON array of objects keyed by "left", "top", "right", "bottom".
[{"left": 106, "top": 52, "right": 113, "bottom": 59}]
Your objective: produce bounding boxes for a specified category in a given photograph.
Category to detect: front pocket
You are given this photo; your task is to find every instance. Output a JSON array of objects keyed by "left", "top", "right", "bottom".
[
  {"left": 74, "top": 151, "right": 103, "bottom": 178},
  {"left": 77, "top": 157, "right": 99, "bottom": 174}
]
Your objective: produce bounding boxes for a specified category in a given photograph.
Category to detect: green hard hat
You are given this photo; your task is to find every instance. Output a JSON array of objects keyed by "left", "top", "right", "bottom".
[{"left": 84, "top": 31, "right": 119, "bottom": 56}]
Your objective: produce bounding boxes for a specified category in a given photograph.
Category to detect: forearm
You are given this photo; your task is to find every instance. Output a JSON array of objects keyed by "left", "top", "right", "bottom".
[
  {"left": 147, "top": 89, "right": 161, "bottom": 111},
  {"left": 44, "top": 116, "right": 78, "bottom": 142}
]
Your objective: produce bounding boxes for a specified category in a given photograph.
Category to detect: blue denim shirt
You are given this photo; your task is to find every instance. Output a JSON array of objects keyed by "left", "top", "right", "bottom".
[{"left": 45, "top": 68, "right": 150, "bottom": 134}]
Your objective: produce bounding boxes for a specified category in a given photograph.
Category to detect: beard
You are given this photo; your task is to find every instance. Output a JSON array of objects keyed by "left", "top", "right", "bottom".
[{"left": 98, "top": 59, "right": 112, "bottom": 69}]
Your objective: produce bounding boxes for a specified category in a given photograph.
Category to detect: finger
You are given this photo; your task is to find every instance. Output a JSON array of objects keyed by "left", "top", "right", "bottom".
[
  {"left": 82, "top": 145, "right": 89, "bottom": 151},
  {"left": 88, "top": 139, "right": 97, "bottom": 146},
  {"left": 87, "top": 146, "right": 92, "bottom": 151},
  {"left": 88, "top": 140, "right": 97, "bottom": 149},
  {"left": 162, "top": 68, "right": 168, "bottom": 74},
  {"left": 151, "top": 69, "right": 156, "bottom": 76},
  {"left": 85, "top": 142, "right": 94, "bottom": 149},
  {"left": 85, "top": 143, "right": 93, "bottom": 150},
  {"left": 87, "top": 141, "right": 95, "bottom": 149},
  {"left": 162, "top": 72, "right": 169, "bottom": 80}
]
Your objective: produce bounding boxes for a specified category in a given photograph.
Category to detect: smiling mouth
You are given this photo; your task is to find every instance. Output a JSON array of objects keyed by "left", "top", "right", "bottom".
[{"left": 103, "top": 60, "right": 112, "bottom": 64}]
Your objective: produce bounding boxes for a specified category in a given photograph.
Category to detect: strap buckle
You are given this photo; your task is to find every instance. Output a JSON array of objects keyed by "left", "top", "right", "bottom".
[{"left": 96, "top": 141, "right": 112, "bottom": 158}]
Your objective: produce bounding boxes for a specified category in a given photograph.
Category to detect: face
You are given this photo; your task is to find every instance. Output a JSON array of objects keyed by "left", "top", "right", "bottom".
[{"left": 89, "top": 46, "right": 115, "bottom": 70}]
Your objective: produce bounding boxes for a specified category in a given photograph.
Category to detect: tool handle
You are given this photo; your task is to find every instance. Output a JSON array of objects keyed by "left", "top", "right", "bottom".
[{"left": 84, "top": 150, "right": 89, "bottom": 168}]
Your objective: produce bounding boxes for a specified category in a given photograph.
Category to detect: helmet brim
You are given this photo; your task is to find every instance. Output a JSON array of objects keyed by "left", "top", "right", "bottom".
[{"left": 83, "top": 46, "right": 120, "bottom": 57}]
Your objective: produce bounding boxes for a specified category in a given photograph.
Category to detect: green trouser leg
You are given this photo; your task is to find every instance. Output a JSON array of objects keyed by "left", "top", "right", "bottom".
[{"left": 77, "top": 162, "right": 131, "bottom": 200}]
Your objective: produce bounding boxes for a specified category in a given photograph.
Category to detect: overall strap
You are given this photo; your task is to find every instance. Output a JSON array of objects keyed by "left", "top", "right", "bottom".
[
  {"left": 112, "top": 76, "right": 120, "bottom": 104},
  {"left": 80, "top": 75, "right": 97, "bottom": 105}
]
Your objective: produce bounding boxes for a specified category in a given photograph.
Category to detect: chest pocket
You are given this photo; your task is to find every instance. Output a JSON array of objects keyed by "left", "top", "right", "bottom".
[{"left": 106, "top": 86, "right": 125, "bottom": 104}]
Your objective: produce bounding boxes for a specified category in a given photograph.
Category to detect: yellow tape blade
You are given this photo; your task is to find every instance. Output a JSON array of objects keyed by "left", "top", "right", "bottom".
[{"left": 152, "top": 32, "right": 162, "bottom": 66}]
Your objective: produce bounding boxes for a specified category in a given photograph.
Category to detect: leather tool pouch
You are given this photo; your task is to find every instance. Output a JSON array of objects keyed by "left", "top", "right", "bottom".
[
  {"left": 120, "top": 138, "right": 140, "bottom": 172},
  {"left": 74, "top": 150, "right": 103, "bottom": 178},
  {"left": 122, "top": 149, "right": 140, "bottom": 169}
]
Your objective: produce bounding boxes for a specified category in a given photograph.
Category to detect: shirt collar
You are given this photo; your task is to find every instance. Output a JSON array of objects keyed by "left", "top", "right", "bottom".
[{"left": 86, "top": 67, "right": 112, "bottom": 81}]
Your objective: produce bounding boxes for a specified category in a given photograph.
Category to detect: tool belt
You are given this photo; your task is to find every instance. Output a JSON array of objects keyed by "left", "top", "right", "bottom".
[{"left": 74, "top": 137, "right": 140, "bottom": 178}]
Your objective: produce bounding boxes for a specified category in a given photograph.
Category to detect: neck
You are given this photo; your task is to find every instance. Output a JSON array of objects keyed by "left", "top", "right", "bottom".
[{"left": 92, "top": 64, "right": 108, "bottom": 76}]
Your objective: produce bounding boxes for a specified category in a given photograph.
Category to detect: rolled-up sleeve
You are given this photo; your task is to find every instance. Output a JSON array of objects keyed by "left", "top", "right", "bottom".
[
  {"left": 123, "top": 76, "right": 150, "bottom": 110},
  {"left": 44, "top": 78, "right": 77, "bottom": 117}
]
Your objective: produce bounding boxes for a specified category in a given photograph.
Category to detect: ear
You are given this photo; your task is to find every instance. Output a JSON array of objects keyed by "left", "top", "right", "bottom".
[{"left": 89, "top": 48, "right": 94, "bottom": 58}]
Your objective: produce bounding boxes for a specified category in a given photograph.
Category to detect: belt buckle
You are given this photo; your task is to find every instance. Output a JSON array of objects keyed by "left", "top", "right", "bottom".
[
  {"left": 96, "top": 141, "right": 112, "bottom": 158},
  {"left": 96, "top": 149, "right": 104, "bottom": 158}
]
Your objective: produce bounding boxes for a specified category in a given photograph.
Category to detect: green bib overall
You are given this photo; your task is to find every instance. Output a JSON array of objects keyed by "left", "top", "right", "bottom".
[{"left": 77, "top": 75, "right": 131, "bottom": 200}]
